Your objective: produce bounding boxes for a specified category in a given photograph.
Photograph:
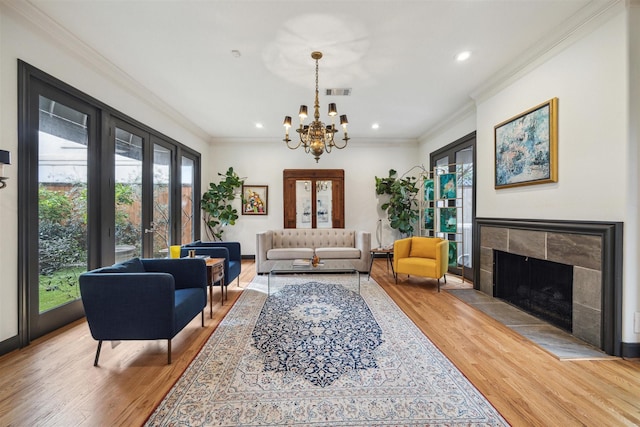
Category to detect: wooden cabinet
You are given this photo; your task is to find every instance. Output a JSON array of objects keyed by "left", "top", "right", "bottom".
[{"left": 283, "top": 169, "right": 345, "bottom": 229}]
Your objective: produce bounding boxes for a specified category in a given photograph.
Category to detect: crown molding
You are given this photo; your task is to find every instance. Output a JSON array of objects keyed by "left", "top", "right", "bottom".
[
  {"left": 418, "top": 101, "right": 476, "bottom": 143},
  {"left": 1, "top": 0, "right": 211, "bottom": 142},
  {"left": 470, "top": 0, "right": 624, "bottom": 104},
  {"left": 210, "top": 137, "right": 418, "bottom": 148}
]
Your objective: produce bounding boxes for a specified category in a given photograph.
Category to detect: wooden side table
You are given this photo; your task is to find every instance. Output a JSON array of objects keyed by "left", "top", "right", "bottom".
[
  {"left": 205, "top": 257, "right": 225, "bottom": 317},
  {"left": 368, "top": 248, "right": 394, "bottom": 280}
]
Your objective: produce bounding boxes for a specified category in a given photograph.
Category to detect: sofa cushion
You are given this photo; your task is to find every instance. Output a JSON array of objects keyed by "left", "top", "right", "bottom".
[
  {"left": 267, "top": 248, "right": 314, "bottom": 260},
  {"left": 99, "top": 257, "right": 146, "bottom": 273},
  {"left": 409, "top": 238, "right": 438, "bottom": 259},
  {"left": 315, "top": 247, "right": 361, "bottom": 259},
  {"left": 271, "top": 229, "right": 355, "bottom": 249}
]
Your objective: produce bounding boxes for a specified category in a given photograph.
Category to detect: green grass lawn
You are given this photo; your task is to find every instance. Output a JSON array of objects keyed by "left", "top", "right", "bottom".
[{"left": 39, "top": 266, "right": 85, "bottom": 312}]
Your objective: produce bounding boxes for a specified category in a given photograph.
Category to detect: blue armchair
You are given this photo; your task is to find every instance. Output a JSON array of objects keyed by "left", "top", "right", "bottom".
[
  {"left": 79, "top": 257, "right": 207, "bottom": 365},
  {"left": 182, "top": 241, "right": 242, "bottom": 287}
]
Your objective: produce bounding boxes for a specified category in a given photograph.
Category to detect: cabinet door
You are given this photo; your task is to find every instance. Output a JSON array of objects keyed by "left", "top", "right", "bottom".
[{"left": 283, "top": 169, "right": 344, "bottom": 229}]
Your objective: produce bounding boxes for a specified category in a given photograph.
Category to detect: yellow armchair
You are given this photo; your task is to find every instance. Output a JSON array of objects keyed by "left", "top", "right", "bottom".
[{"left": 393, "top": 237, "right": 448, "bottom": 291}]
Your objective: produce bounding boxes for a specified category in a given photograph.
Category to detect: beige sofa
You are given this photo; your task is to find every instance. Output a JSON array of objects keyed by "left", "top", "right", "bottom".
[{"left": 256, "top": 229, "right": 371, "bottom": 273}]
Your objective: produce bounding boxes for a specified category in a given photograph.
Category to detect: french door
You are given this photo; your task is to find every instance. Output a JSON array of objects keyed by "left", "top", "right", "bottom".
[
  {"left": 18, "top": 61, "right": 199, "bottom": 344},
  {"left": 430, "top": 132, "right": 476, "bottom": 282},
  {"left": 112, "top": 122, "right": 175, "bottom": 262},
  {"left": 23, "top": 86, "right": 96, "bottom": 339}
]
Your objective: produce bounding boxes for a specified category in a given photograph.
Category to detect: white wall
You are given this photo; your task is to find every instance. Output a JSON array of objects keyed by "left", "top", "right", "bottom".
[
  {"left": 206, "top": 138, "right": 420, "bottom": 255},
  {"left": 0, "top": 8, "right": 209, "bottom": 342},
  {"left": 475, "top": 13, "right": 627, "bottom": 222}
]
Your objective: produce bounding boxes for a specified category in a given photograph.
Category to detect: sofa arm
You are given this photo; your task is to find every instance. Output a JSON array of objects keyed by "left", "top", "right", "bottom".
[
  {"left": 79, "top": 273, "right": 177, "bottom": 340},
  {"left": 355, "top": 230, "right": 372, "bottom": 269},
  {"left": 256, "top": 230, "right": 273, "bottom": 272},
  {"left": 435, "top": 239, "right": 449, "bottom": 278},
  {"left": 142, "top": 258, "right": 207, "bottom": 291}
]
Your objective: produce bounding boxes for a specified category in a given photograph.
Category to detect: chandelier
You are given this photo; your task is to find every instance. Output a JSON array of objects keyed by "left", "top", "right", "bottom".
[{"left": 283, "top": 51, "right": 349, "bottom": 162}]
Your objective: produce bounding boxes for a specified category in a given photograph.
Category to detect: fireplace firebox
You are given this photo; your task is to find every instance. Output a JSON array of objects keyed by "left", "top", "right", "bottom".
[{"left": 494, "top": 250, "right": 574, "bottom": 332}]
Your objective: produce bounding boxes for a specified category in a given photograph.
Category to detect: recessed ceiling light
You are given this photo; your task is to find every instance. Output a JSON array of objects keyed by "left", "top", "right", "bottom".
[
  {"left": 455, "top": 51, "right": 471, "bottom": 62},
  {"left": 231, "top": 49, "right": 241, "bottom": 58},
  {"left": 255, "top": 123, "right": 263, "bottom": 129},
  {"left": 371, "top": 123, "right": 380, "bottom": 130}
]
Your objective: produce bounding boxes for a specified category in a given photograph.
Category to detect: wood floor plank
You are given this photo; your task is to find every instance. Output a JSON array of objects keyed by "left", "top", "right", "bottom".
[{"left": 0, "top": 259, "right": 638, "bottom": 426}]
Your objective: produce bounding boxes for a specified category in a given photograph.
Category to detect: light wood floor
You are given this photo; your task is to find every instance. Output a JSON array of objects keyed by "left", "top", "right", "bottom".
[{"left": 0, "top": 259, "right": 638, "bottom": 426}]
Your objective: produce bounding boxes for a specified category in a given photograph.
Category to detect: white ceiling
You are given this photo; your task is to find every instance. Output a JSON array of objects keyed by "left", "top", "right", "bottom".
[{"left": 20, "top": 0, "right": 618, "bottom": 142}]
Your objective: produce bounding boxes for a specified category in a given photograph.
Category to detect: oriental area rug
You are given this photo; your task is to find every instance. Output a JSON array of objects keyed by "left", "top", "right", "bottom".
[{"left": 145, "top": 275, "right": 508, "bottom": 426}]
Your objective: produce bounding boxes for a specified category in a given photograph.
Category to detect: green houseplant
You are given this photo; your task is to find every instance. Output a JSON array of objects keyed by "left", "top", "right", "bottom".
[
  {"left": 201, "top": 167, "right": 245, "bottom": 241},
  {"left": 375, "top": 169, "right": 420, "bottom": 236}
]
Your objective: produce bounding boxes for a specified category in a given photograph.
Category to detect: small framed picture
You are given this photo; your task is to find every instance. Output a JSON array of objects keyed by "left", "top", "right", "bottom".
[{"left": 242, "top": 185, "right": 268, "bottom": 215}]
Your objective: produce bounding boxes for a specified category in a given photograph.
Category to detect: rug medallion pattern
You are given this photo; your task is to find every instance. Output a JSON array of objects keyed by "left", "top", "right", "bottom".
[
  {"left": 252, "top": 281, "right": 383, "bottom": 387},
  {"left": 146, "top": 275, "right": 509, "bottom": 426}
]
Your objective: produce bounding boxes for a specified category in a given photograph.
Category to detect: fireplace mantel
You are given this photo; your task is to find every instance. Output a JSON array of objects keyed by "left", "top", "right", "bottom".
[{"left": 474, "top": 218, "right": 623, "bottom": 356}]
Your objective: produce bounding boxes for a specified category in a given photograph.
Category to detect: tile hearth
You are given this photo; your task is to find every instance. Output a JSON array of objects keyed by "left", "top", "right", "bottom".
[{"left": 446, "top": 289, "right": 611, "bottom": 359}]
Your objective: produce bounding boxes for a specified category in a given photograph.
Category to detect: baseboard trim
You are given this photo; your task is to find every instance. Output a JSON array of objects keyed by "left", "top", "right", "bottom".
[
  {"left": 0, "top": 334, "right": 20, "bottom": 357},
  {"left": 621, "top": 342, "right": 640, "bottom": 358}
]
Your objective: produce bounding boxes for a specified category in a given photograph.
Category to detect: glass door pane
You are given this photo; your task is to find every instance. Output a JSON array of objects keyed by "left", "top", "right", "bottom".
[
  {"left": 316, "top": 180, "right": 333, "bottom": 228},
  {"left": 181, "top": 156, "right": 195, "bottom": 244},
  {"left": 152, "top": 144, "right": 171, "bottom": 257},
  {"left": 456, "top": 147, "right": 473, "bottom": 274},
  {"left": 37, "top": 96, "right": 88, "bottom": 313},
  {"left": 114, "top": 127, "right": 143, "bottom": 263},
  {"left": 296, "top": 180, "right": 312, "bottom": 228}
]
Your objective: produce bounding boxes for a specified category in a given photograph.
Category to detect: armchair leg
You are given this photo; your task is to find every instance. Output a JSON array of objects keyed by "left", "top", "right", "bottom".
[
  {"left": 93, "top": 340, "right": 103, "bottom": 366},
  {"left": 201, "top": 310, "right": 205, "bottom": 327},
  {"left": 168, "top": 339, "right": 172, "bottom": 365}
]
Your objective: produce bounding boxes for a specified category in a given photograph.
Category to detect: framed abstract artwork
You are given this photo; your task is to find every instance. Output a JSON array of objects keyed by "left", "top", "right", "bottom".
[
  {"left": 439, "top": 173, "right": 456, "bottom": 199},
  {"left": 494, "top": 97, "right": 558, "bottom": 189},
  {"left": 424, "top": 178, "right": 434, "bottom": 201},
  {"left": 439, "top": 207, "right": 457, "bottom": 233},
  {"left": 242, "top": 185, "right": 268, "bottom": 215},
  {"left": 448, "top": 241, "right": 458, "bottom": 267},
  {"left": 424, "top": 208, "right": 434, "bottom": 230}
]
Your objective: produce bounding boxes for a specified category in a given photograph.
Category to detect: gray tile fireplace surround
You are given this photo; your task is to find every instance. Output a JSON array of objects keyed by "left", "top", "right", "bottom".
[{"left": 475, "top": 218, "right": 623, "bottom": 356}]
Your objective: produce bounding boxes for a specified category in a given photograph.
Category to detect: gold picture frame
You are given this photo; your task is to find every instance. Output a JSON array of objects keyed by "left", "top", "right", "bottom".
[
  {"left": 494, "top": 97, "right": 558, "bottom": 189},
  {"left": 242, "top": 185, "right": 268, "bottom": 215}
]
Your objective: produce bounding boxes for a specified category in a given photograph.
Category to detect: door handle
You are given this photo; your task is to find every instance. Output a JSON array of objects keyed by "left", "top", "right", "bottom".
[{"left": 144, "top": 222, "right": 156, "bottom": 233}]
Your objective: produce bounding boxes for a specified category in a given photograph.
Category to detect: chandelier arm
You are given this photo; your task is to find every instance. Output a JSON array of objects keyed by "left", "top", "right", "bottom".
[
  {"left": 332, "top": 133, "right": 349, "bottom": 149},
  {"left": 284, "top": 136, "right": 302, "bottom": 150}
]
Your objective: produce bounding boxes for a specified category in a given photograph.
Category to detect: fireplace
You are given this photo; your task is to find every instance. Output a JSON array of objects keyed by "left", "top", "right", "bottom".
[
  {"left": 494, "top": 251, "right": 573, "bottom": 332},
  {"left": 475, "top": 218, "right": 623, "bottom": 356}
]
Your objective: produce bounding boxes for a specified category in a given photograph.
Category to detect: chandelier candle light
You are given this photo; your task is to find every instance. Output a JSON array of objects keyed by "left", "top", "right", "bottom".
[{"left": 283, "top": 51, "right": 349, "bottom": 162}]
